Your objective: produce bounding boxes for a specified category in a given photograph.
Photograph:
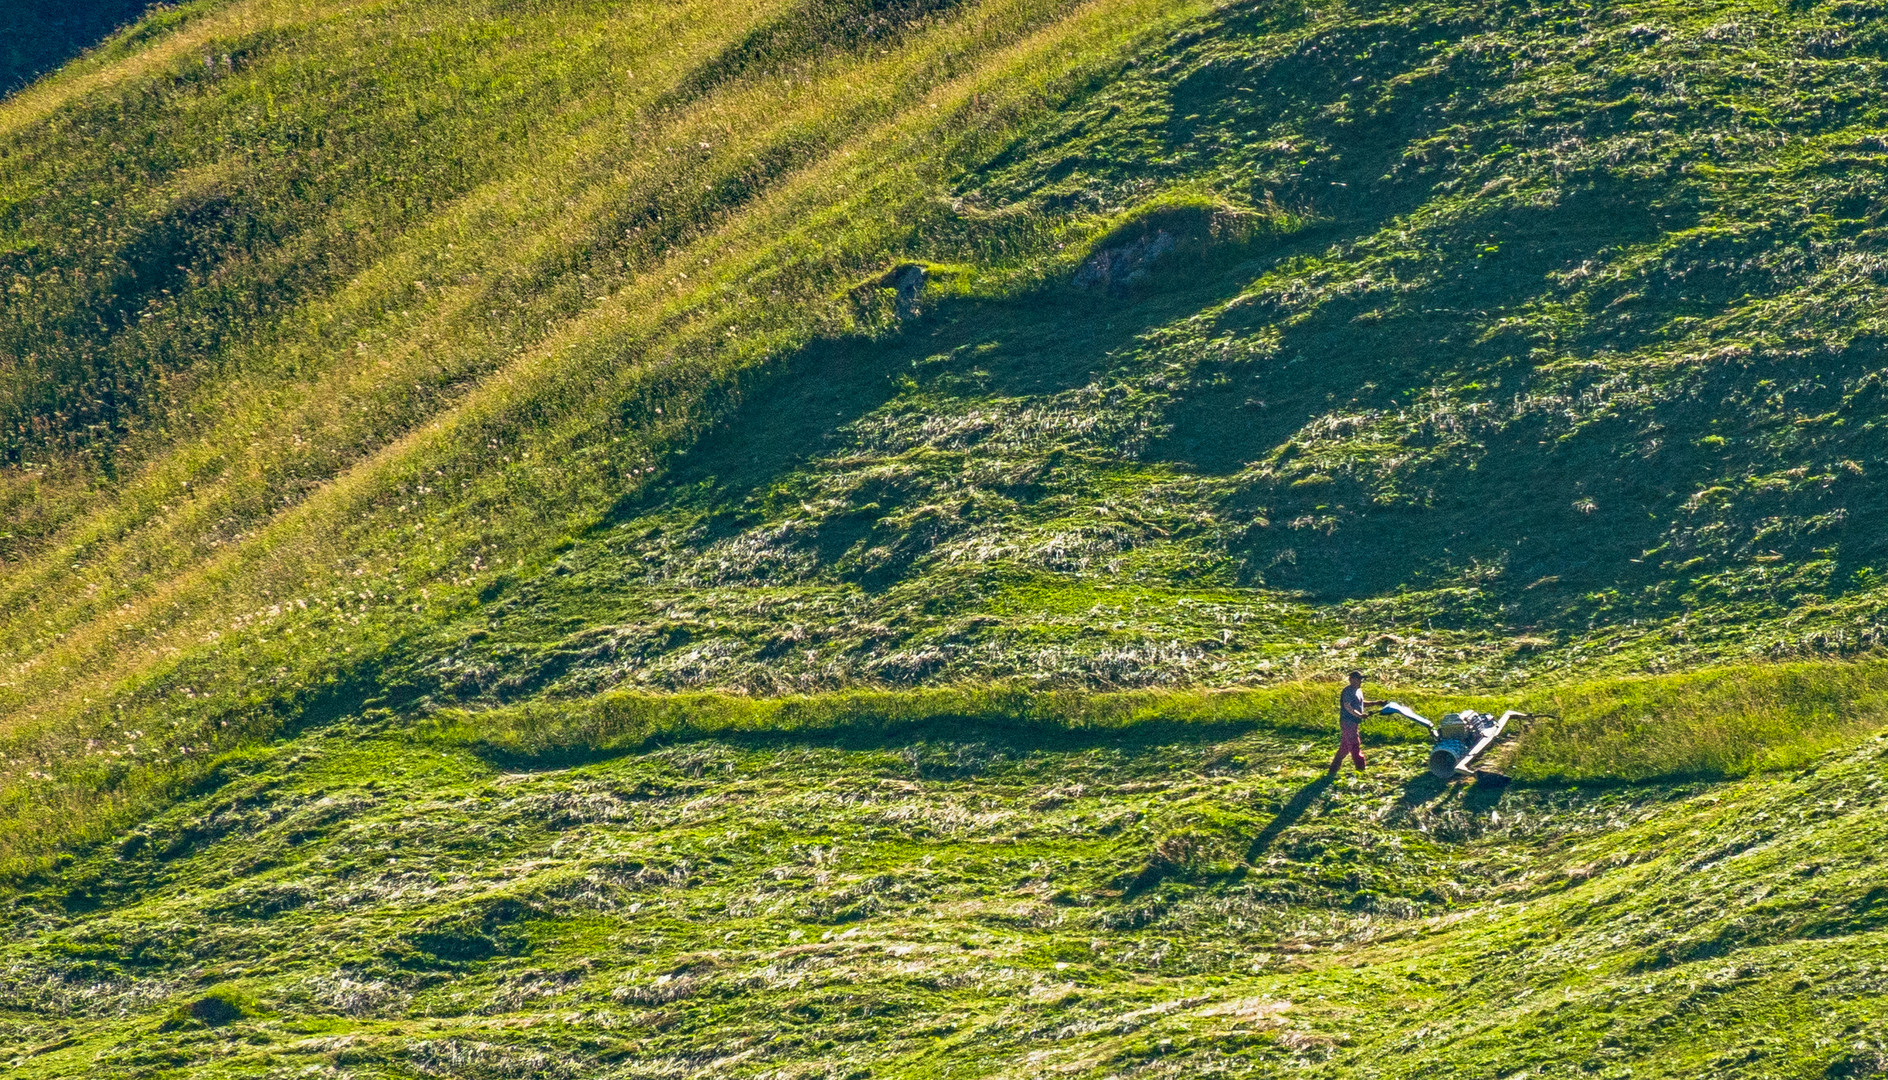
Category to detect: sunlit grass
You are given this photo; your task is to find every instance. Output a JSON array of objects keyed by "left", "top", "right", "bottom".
[
  {"left": 1515, "top": 659, "right": 1888, "bottom": 782},
  {"left": 0, "top": 0, "right": 1213, "bottom": 872}
]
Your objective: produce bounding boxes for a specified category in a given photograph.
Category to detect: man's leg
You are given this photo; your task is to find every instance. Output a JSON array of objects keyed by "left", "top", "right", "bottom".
[
  {"left": 1344, "top": 726, "right": 1366, "bottom": 772},
  {"left": 1327, "top": 741, "right": 1345, "bottom": 774}
]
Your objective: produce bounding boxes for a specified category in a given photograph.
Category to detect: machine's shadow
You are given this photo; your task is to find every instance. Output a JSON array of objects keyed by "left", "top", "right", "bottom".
[{"left": 1397, "top": 772, "right": 1450, "bottom": 809}]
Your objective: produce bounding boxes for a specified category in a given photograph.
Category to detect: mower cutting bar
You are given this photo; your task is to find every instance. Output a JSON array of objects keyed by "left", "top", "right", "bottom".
[{"left": 1379, "top": 704, "right": 1532, "bottom": 780}]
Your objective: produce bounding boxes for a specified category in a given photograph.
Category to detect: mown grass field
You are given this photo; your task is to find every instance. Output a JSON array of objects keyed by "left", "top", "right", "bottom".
[
  {"left": 5, "top": 0, "right": 1888, "bottom": 1073},
  {"left": 3, "top": 689, "right": 1886, "bottom": 1078}
]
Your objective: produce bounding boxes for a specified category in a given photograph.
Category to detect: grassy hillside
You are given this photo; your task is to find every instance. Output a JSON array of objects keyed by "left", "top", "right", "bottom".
[
  {"left": 6, "top": 0, "right": 1888, "bottom": 1072},
  {"left": 10, "top": 0, "right": 1888, "bottom": 868},
  {"left": 3, "top": 692, "right": 1886, "bottom": 1078}
]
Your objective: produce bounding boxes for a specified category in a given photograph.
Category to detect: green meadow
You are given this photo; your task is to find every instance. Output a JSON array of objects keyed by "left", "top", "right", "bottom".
[{"left": 3, "top": 0, "right": 1888, "bottom": 1074}]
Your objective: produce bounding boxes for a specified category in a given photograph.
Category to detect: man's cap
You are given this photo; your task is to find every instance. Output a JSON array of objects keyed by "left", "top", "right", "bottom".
[{"left": 1346, "top": 669, "right": 1365, "bottom": 679}]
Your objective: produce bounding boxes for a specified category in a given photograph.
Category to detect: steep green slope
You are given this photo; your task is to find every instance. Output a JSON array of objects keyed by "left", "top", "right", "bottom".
[
  {"left": 11, "top": 0, "right": 1888, "bottom": 867},
  {"left": 6, "top": 0, "right": 1888, "bottom": 1071},
  {"left": 2, "top": 696, "right": 1885, "bottom": 1078},
  {"left": 0, "top": 0, "right": 1200, "bottom": 865}
]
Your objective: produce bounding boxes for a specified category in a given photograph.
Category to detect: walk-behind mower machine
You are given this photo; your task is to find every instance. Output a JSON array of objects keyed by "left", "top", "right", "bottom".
[{"left": 1377, "top": 703, "right": 1542, "bottom": 781}]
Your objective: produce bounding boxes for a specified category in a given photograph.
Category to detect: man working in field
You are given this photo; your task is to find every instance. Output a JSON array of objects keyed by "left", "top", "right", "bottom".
[{"left": 1331, "top": 669, "right": 1386, "bottom": 776}]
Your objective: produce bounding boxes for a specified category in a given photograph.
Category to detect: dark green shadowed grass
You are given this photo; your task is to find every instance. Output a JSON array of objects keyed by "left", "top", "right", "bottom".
[{"left": 0, "top": 0, "right": 170, "bottom": 96}]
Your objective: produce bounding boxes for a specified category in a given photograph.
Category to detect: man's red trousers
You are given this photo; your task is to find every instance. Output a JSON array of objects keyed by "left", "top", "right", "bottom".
[{"left": 1329, "top": 722, "right": 1365, "bottom": 773}]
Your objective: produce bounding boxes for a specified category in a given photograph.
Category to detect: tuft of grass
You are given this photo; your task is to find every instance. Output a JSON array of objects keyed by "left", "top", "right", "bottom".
[{"left": 160, "top": 986, "right": 253, "bottom": 1031}]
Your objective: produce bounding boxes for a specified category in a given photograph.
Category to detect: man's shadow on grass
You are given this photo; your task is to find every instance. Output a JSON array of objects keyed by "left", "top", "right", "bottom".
[{"left": 1245, "top": 772, "right": 1334, "bottom": 860}]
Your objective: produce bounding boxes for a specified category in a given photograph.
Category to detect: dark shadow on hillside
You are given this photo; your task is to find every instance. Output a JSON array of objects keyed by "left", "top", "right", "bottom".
[
  {"left": 1157, "top": 177, "right": 1888, "bottom": 628},
  {"left": 1097, "top": 2, "right": 1888, "bottom": 627},
  {"left": 1147, "top": 32, "right": 1888, "bottom": 623},
  {"left": 522, "top": 0, "right": 1692, "bottom": 646},
  {"left": 453, "top": 224, "right": 1345, "bottom": 703},
  {"left": 2, "top": 0, "right": 162, "bottom": 96},
  {"left": 596, "top": 238, "right": 1290, "bottom": 556},
  {"left": 1165, "top": 15, "right": 1469, "bottom": 221},
  {"left": 1101, "top": 4, "right": 1774, "bottom": 626},
  {"left": 1156, "top": 172, "right": 1705, "bottom": 625},
  {"left": 591, "top": 4, "right": 1507, "bottom": 579},
  {"left": 1244, "top": 774, "right": 1333, "bottom": 860},
  {"left": 1155, "top": 177, "right": 1677, "bottom": 478},
  {"left": 1203, "top": 318, "right": 1888, "bottom": 624}
]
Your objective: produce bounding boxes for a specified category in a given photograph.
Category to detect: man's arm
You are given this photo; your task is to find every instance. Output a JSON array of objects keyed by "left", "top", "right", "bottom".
[{"left": 1362, "top": 698, "right": 1388, "bottom": 709}]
